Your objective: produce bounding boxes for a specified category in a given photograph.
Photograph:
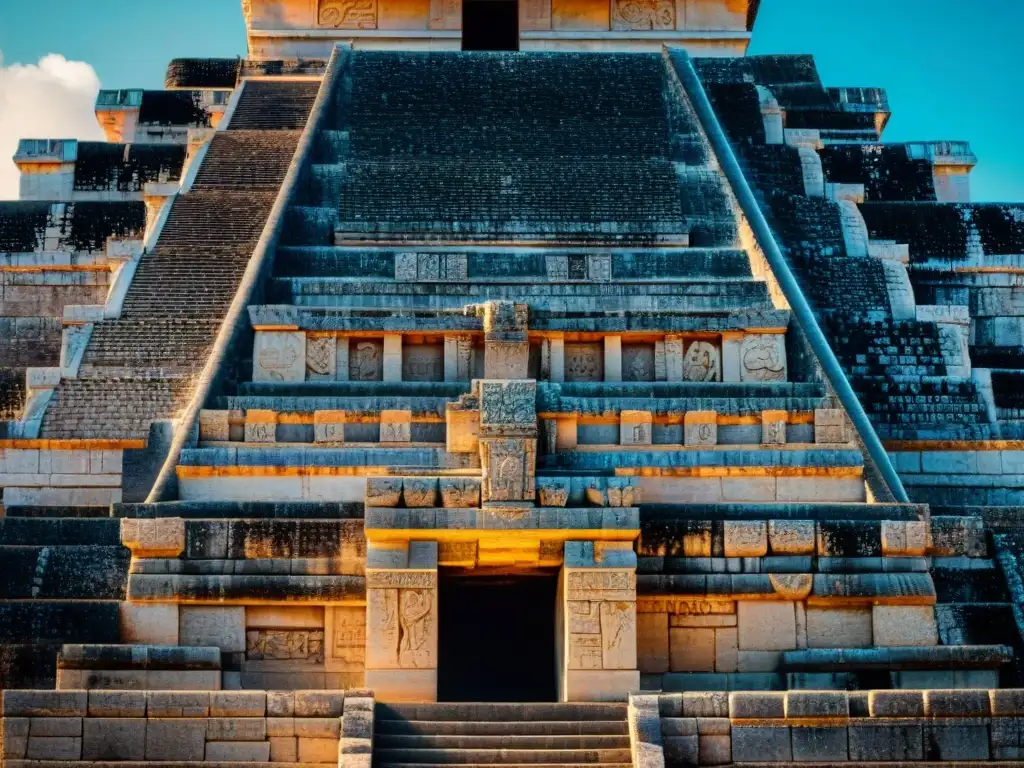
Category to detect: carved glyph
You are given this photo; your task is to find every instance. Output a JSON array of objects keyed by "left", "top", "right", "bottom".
[
  {"left": 600, "top": 601, "right": 636, "bottom": 669},
  {"left": 366, "top": 588, "right": 400, "bottom": 668},
  {"left": 349, "top": 340, "right": 383, "bottom": 381},
  {"left": 565, "top": 343, "right": 603, "bottom": 382},
  {"left": 479, "top": 380, "right": 537, "bottom": 432},
  {"left": 254, "top": 332, "right": 305, "bottom": 382},
  {"left": 246, "top": 630, "right": 324, "bottom": 664},
  {"left": 622, "top": 344, "right": 655, "bottom": 382},
  {"left": 480, "top": 437, "right": 536, "bottom": 503},
  {"left": 611, "top": 0, "right": 674, "bottom": 30},
  {"left": 740, "top": 334, "right": 787, "bottom": 382},
  {"left": 319, "top": 0, "right": 377, "bottom": 29},
  {"left": 683, "top": 341, "right": 721, "bottom": 382},
  {"left": 306, "top": 336, "right": 336, "bottom": 380}
]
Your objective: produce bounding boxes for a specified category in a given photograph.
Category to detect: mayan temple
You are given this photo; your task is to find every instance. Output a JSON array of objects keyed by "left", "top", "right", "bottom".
[{"left": 3, "top": 0, "right": 1024, "bottom": 766}]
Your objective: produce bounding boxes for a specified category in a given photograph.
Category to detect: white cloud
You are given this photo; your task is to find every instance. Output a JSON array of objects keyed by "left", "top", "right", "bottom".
[{"left": 0, "top": 52, "right": 105, "bottom": 200}]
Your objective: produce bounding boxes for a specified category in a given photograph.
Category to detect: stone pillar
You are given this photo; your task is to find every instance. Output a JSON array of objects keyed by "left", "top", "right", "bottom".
[
  {"left": 477, "top": 379, "right": 538, "bottom": 504},
  {"left": 383, "top": 334, "right": 402, "bottom": 382},
  {"left": 468, "top": 301, "right": 530, "bottom": 379},
  {"left": 721, "top": 332, "right": 743, "bottom": 383},
  {"left": 604, "top": 336, "right": 622, "bottom": 383},
  {"left": 550, "top": 337, "right": 565, "bottom": 382},
  {"left": 365, "top": 541, "right": 438, "bottom": 702},
  {"left": 556, "top": 416, "right": 577, "bottom": 452},
  {"left": 664, "top": 335, "right": 683, "bottom": 382},
  {"left": 443, "top": 334, "right": 474, "bottom": 382},
  {"left": 561, "top": 541, "right": 639, "bottom": 702},
  {"left": 336, "top": 337, "right": 350, "bottom": 381}
]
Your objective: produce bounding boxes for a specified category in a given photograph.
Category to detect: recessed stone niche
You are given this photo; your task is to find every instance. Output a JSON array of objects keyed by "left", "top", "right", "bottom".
[
  {"left": 565, "top": 343, "right": 603, "bottom": 382},
  {"left": 402, "top": 343, "right": 444, "bottom": 381},
  {"left": 622, "top": 343, "right": 655, "bottom": 381},
  {"left": 348, "top": 339, "right": 383, "bottom": 381}
]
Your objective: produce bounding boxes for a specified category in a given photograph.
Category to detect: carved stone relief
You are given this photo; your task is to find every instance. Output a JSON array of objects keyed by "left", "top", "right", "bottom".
[
  {"left": 366, "top": 588, "right": 399, "bottom": 668},
  {"left": 254, "top": 332, "right": 306, "bottom": 383},
  {"left": 327, "top": 607, "right": 365, "bottom": 671},
  {"left": 740, "top": 334, "right": 787, "bottom": 382},
  {"left": 480, "top": 437, "right": 536, "bottom": 503},
  {"left": 246, "top": 630, "right": 324, "bottom": 664},
  {"left": 622, "top": 344, "right": 655, "bottom": 382},
  {"left": 402, "top": 344, "right": 444, "bottom": 382},
  {"left": 484, "top": 341, "right": 530, "bottom": 380},
  {"left": 398, "top": 589, "right": 435, "bottom": 668},
  {"left": 349, "top": 340, "right": 384, "bottom": 381},
  {"left": 380, "top": 411, "right": 412, "bottom": 443},
  {"left": 306, "top": 336, "right": 337, "bottom": 381},
  {"left": 600, "top": 601, "right": 637, "bottom": 669},
  {"left": 569, "top": 634, "right": 603, "bottom": 670},
  {"left": 611, "top": 0, "right": 674, "bottom": 30},
  {"left": 479, "top": 380, "right": 537, "bottom": 432},
  {"left": 565, "top": 343, "right": 603, "bottom": 382},
  {"left": 682, "top": 341, "right": 721, "bottom": 382},
  {"left": 319, "top": 0, "right": 377, "bottom": 29}
]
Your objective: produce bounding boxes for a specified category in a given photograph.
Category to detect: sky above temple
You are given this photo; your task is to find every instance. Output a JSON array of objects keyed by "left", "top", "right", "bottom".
[{"left": 0, "top": 0, "right": 1021, "bottom": 201}]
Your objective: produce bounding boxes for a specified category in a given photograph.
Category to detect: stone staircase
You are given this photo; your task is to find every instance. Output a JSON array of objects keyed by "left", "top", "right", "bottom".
[
  {"left": 373, "top": 703, "right": 632, "bottom": 768},
  {"left": 227, "top": 80, "right": 321, "bottom": 130}
]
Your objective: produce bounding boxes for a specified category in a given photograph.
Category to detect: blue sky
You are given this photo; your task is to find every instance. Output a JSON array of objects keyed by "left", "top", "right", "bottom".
[{"left": 1, "top": 0, "right": 1022, "bottom": 201}]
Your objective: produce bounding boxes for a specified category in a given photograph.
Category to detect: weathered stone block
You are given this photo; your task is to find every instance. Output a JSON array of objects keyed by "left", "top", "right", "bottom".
[
  {"left": 313, "top": 410, "right": 345, "bottom": 443},
  {"left": 82, "top": 718, "right": 146, "bottom": 760},
  {"left": 439, "top": 477, "right": 480, "bottom": 507},
  {"left": 27, "top": 735, "right": 82, "bottom": 760},
  {"left": 869, "top": 690, "right": 925, "bottom": 718},
  {"left": 729, "top": 692, "right": 785, "bottom": 719},
  {"left": 737, "top": 601, "right": 795, "bottom": 651},
  {"left": 699, "top": 733, "right": 731, "bottom": 765},
  {"left": 119, "top": 603, "right": 179, "bottom": 645},
  {"left": 87, "top": 691, "right": 146, "bottom": 718},
  {"left": 814, "top": 408, "right": 847, "bottom": 444},
  {"left": 848, "top": 723, "right": 922, "bottom": 761},
  {"left": 253, "top": 331, "right": 306, "bottom": 382},
  {"left": 872, "top": 605, "right": 937, "bottom": 647},
  {"left": 402, "top": 477, "right": 438, "bottom": 507},
  {"left": 761, "top": 410, "right": 787, "bottom": 445},
  {"left": 924, "top": 689, "right": 991, "bottom": 717},
  {"left": 298, "top": 736, "right": 338, "bottom": 763},
  {"left": 670, "top": 627, "right": 715, "bottom": 672},
  {"left": 206, "top": 740, "right": 273, "bottom": 761},
  {"left": 29, "top": 718, "right": 81, "bottom": 737},
  {"left": 805, "top": 607, "right": 872, "bottom": 648},
  {"left": 731, "top": 726, "right": 791, "bottom": 762},
  {"left": 244, "top": 409, "right": 278, "bottom": 443},
  {"left": 180, "top": 606, "right": 246, "bottom": 652},
  {"left": 210, "top": 691, "right": 266, "bottom": 717},
  {"left": 621, "top": 410, "right": 653, "bottom": 446},
  {"left": 366, "top": 477, "right": 402, "bottom": 507},
  {"left": 380, "top": 409, "right": 412, "bottom": 442},
  {"left": 207, "top": 717, "right": 266, "bottom": 741},
  {"left": 791, "top": 726, "right": 848, "bottom": 761},
  {"left": 714, "top": 627, "right": 738, "bottom": 673},
  {"left": 270, "top": 735, "right": 298, "bottom": 761},
  {"left": 146, "top": 691, "right": 210, "bottom": 717},
  {"left": 295, "top": 691, "right": 344, "bottom": 718},
  {"left": 199, "top": 409, "right": 230, "bottom": 442},
  {"left": 682, "top": 692, "right": 729, "bottom": 718},
  {"left": 723, "top": 521, "right": 767, "bottom": 557},
  {"left": 684, "top": 411, "right": 718, "bottom": 446},
  {"left": 768, "top": 520, "right": 815, "bottom": 554},
  {"left": 1, "top": 718, "right": 28, "bottom": 759},
  {"left": 3, "top": 691, "right": 87, "bottom": 717},
  {"left": 121, "top": 517, "right": 185, "bottom": 557}
]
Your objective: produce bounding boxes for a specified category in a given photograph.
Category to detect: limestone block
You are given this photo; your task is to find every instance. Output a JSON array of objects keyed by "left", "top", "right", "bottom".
[
  {"left": 119, "top": 603, "right": 179, "bottom": 645},
  {"left": 848, "top": 723, "right": 923, "bottom": 761},
  {"left": 769, "top": 573, "right": 812, "bottom": 600},
  {"left": 383, "top": 334, "right": 402, "bottom": 381},
  {"left": 349, "top": 339, "right": 383, "bottom": 380},
  {"left": 806, "top": 607, "right": 872, "bottom": 648},
  {"left": 199, "top": 410, "right": 230, "bottom": 442},
  {"left": 723, "top": 521, "right": 767, "bottom": 557},
  {"left": 88, "top": 691, "right": 146, "bottom": 718},
  {"left": 714, "top": 627, "right": 738, "bottom": 673},
  {"left": 699, "top": 733, "right": 731, "bottom": 766},
  {"left": 2, "top": 718, "right": 29, "bottom": 759},
  {"left": 326, "top": 606, "right": 366, "bottom": 672},
  {"left": 211, "top": 691, "right": 266, "bottom": 717},
  {"left": 604, "top": 335, "right": 623, "bottom": 382},
  {"left": 253, "top": 331, "right": 306, "bottom": 382},
  {"left": 484, "top": 340, "right": 530, "bottom": 379},
  {"left": 120, "top": 518, "right": 185, "bottom": 557},
  {"left": 364, "top": 668, "right": 437, "bottom": 703},
  {"left": 439, "top": 477, "right": 480, "bottom": 508},
  {"left": 881, "top": 520, "right": 927, "bottom": 556},
  {"left": 684, "top": 411, "right": 717, "bottom": 446},
  {"left": 269, "top": 736, "right": 298, "bottom": 762},
  {"left": 82, "top": 718, "right": 146, "bottom": 760},
  {"left": 620, "top": 410, "right": 653, "bottom": 446},
  {"left": 446, "top": 407, "right": 480, "bottom": 453},
  {"left": 791, "top": 726, "right": 848, "bottom": 761},
  {"left": 366, "top": 477, "right": 402, "bottom": 507},
  {"left": 26, "top": 736, "right": 82, "bottom": 760},
  {"left": 670, "top": 627, "right": 715, "bottom": 672},
  {"left": 294, "top": 691, "right": 344, "bottom": 718},
  {"left": 145, "top": 718, "right": 206, "bottom": 761},
  {"left": 556, "top": 416, "right": 577, "bottom": 452},
  {"left": 207, "top": 741, "right": 272, "bottom": 761},
  {"left": 402, "top": 477, "right": 439, "bottom": 507},
  {"left": 601, "top": 600, "right": 637, "bottom": 670},
  {"left": 305, "top": 335, "right": 337, "bottom": 380},
  {"left": 664, "top": 336, "right": 684, "bottom": 381},
  {"left": 180, "top": 606, "right": 246, "bottom": 652},
  {"left": 928, "top": 516, "right": 986, "bottom": 557},
  {"left": 479, "top": 437, "right": 536, "bottom": 503},
  {"left": 244, "top": 409, "right": 277, "bottom": 443},
  {"left": 313, "top": 410, "right": 345, "bottom": 443},
  {"left": 145, "top": 692, "right": 210, "bottom": 717},
  {"left": 737, "top": 601, "right": 796, "bottom": 651},
  {"left": 637, "top": 612, "right": 669, "bottom": 674},
  {"left": 563, "top": 669, "right": 640, "bottom": 702},
  {"left": 768, "top": 520, "right": 815, "bottom": 554},
  {"left": 731, "top": 726, "right": 792, "bottom": 762},
  {"left": 761, "top": 410, "right": 787, "bottom": 445},
  {"left": 207, "top": 717, "right": 266, "bottom": 741},
  {"left": 872, "top": 605, "right": 938, "bottom": 647},
  {"left": 869, "top": 690, "right": 925, "bottom": 717},
  {"left": 814, "top": 408, "right": 848, "bottom": 444},
  {"left": 536, "top": 477, "right": 569, "bottom": 507},
  {"left": 737, "top": 650, "right": 783, "bottom": 671},
  {"left": 740, "top": 334, "right": 787, "bottom": 382},
  {"left": 380, "top": 410, "right": 411, "bottom": 443},
  {"left": 29, "top": 718, "right": 81, "bottom": 737}
]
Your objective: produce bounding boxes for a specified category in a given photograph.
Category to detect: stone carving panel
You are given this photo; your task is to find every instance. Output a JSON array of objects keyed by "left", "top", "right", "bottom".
[
  {"left": 484, "top": 341, "right": 530, "bottom": 379},
  {"left": 306, "top": 336, "right": 337, "bottom": 381},
  {"left": 319, "top": 0, "right": 377, "bottom": 29},
  {"left": 480, "top": 437, "right": 536, "bottom": 503},
  {"left": 610, "top": 0, "right": 674, "bottom": 30},
  {"left": 568, "top": 634, "right": 603, "bottom": 670},
  {"left": 622, "top": 344, "right": 655, "bottom": 382},
  {"left": 398, "top": 589, "right": 435, "bottom": 668},
  {"left": 380, "top": 410, "right": 412, "bottom": 443},
  {"left": 366, "top": 588, "right": 400, "bottom": 668},
  {"left": 683, "top": 341, "right": 721, "bottom": 382},
  {"left": 479, "top": 380, "right": 537, "bottom": 432},
  {"left": 600, "top": 601, "right": 637, "bottom": 669},
  {"left": 349, "top": 340, "right": 384, "bottom": 381},
  {"left": 327, "top": 607, "right": 366, "bottom": 671},
  {"left": 740, "top": 334, "right": 787, "bottom": 382},
  {"left": 565, "top": 343, "right": 603, "bottom": 382},
  {"left": 402, "top": 344, "right": 444, "bottom": 382},
  {"left": 254, "top": 332, "right": 306, "bottom": 382},
  {"left": 246, "top": 630, "right": 324, "bottom": 664}
]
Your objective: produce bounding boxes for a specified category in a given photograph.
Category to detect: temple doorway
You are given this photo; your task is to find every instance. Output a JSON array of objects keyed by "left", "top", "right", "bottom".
[
  {"left": 438, "top": 569, "right": 557, "bottom": 701},
  {"left": 461, "top": 0, "right": 519, "bottom": 51}
]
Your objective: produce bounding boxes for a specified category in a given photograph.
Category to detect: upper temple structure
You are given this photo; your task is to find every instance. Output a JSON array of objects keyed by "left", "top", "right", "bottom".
[{"left": 3, "top": 3, "right": 1024, "bottom": 767}]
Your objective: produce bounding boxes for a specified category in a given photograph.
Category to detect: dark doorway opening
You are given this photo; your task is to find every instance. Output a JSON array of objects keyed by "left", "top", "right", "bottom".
[
  {"left": 438, "top": 570, "right": 557, "bottom": 701},
  {"left": 462, "top": 0, "right": 519, "bottom": 51}
]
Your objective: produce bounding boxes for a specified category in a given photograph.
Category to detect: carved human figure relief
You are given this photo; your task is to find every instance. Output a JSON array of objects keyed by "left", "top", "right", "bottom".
[
  {"left": 367, "top": 588, "right": 399, "bottom": 668},
  {"left": 622, "top": 344, "right": 655, "bottom": 382},
  {"left": 610, "top": 0, "right": 674, "bottom": 30},
  {"left": 319, "top": 0, "right": 377, "bottom": 28},
  {"left": 246, "top": 630, "right": 325, "bottom": 663},
  {"left": 306, "top": 337, "right": 336, "bottom": 380},
  {"left": 740, "top": 334, "right": 787, "bottom": 382},
  {"left": 599, "top": 600, "right": 637, "bottom": 669},
  {"left": 398, "top": 589, "right": 434, "bottom": 668},
  {"left": 349, "top": 341, "right": 383, "bottom": 381},
  {"left": 682, "top": 341, "right": 721, "bottom": 382}
]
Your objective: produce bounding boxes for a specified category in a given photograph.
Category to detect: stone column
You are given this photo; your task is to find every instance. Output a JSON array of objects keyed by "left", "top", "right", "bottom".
[
  {"left": 664, "top": 335, "right": 683, "bottom": 382},
  {"left": 721, "top": 332, "right": 743, "bottom": 383},
  {"left": 550, "top": 337, "right": 565, "bottom": 382},
  {"left": 383, "top": 334, "right": 403, "bottom": 382},
  {"left": 336, "top": 337, "right": 350, "bottom": 381},
  {"left": 468, "top": 301, "right": 530, "bottom": 379},
  {"left": 364, "top": 541, "right": 438, "bottom": 702},
  {"left": 604, "top": 336, "right": 622, "bottom": 383},
  {"left": 477, "top": 380, "right": 538, "bottom": 505},
  {"left": 561, "top": 541, "right": 639, "bottom": 702},
  {"left": 444, "top": 334, "right": 474, "bottom": 382}
]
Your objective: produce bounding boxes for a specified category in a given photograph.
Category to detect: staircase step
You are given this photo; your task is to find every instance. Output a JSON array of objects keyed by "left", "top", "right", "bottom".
[
  {"left": 377, "top": 764, "right": 633, "bottom": 768},
  {"left": 377, "top": 703, "right": 627, "bottom": 722},
  {"left": 372, "top": 748, "right": 632, "bottom": 764},
  {"left": 375, "top": 721, "right": 629, "bottom": 737},
  {"left": 375, "top": 736, "right": 629, "bottom": 750}
]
